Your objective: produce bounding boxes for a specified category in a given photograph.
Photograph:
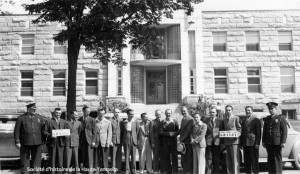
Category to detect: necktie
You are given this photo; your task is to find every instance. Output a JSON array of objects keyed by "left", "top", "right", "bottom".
[{"left": 211, "top": 119, "right": 214, "bottom": 128}]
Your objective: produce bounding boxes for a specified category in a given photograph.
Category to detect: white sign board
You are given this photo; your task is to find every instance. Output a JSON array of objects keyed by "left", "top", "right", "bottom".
[
  {"left": 219, "top": 131, "right": 240, "bottom": 138},
  {"left": 52, "top": 129, "right": 70, "bottom": 137},
  {"left": 0, "top": 124, "right": 13, "bottom": 130}
]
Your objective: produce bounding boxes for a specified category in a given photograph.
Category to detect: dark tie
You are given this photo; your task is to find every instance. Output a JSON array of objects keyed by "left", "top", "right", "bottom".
[{"left": 211, "top": 119, "right": 214, "bottom": 128}]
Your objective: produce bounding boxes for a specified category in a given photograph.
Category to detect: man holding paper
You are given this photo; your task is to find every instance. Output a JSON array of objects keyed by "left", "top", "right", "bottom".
[
  {"left": 203, "top": 106, "right": 221, "bottom": 174},
  {"left": 44, "top": 107, "right": 68, "bottom": 173}
]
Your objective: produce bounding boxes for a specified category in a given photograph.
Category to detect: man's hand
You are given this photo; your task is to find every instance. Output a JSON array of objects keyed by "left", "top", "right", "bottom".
[
  {"left": 255, "top": 144, "right": 260, "bottom": 149},
  {"left": 92, "top": 142, "right": 96, "bottom": 147},
  {"left": 110, "top": 142, "right": 114, "bottom": 147},
  {"left": 151, "top": 144, "right": 155, "bottom": 149},
  {"left": 169, "top": 132, "right": 174, "bottom": 137},
  {"left": 16, "top": 143, "right": 21, "bottom": 149},
  {"left": 281, "top": 143, "right": 286, "bottom": 148}
]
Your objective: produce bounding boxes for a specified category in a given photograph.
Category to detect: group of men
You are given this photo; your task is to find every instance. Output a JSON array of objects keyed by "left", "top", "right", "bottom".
[{"left": 14, "top": 101, "right": 287, "bottom": 174}]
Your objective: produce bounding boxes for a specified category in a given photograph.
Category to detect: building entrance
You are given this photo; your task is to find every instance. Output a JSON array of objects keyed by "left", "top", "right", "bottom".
[{"left": 146, "top": 71, "right": 166, "bottom": 104}]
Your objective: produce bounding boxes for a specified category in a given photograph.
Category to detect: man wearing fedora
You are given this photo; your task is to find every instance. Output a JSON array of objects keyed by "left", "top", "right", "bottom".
[
  {"left": 179, "top": 106, "right": 194, "bottom": 174},
  {"left": 262, "top": 102, "right": 287, "bottom": 174},
  {"left": 14, "top": 103, "right": 45, "bottom": 174}
]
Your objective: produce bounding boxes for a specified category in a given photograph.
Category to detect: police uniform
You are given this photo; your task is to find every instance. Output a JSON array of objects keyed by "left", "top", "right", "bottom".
[
  {"left": 14, "top": 103, "right": 45, "bottom": 174},
  {"left": 262, "top": 102, "right": 287, "bottom": 174}
]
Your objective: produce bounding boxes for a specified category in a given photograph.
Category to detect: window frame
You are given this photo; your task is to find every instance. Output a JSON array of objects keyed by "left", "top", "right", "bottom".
[
  {"left": 190, "top": 69, "right": 195, "bottom": 94},
  {"left": 21, "top": 34, "right": 35, "bottom": 55},
  {"left": 247, "top": 67, "right": 261, "bottom": 93},
  {"left": 214, "top": 68, "right": 228, "bottom": 94},
  {"left": 278, "top": 31, "right": 292, "bottom": 51},
  {"left": 213, "top": 32, "right": 227, "bottom": 52},
  {"left": 280, "top": 67, "right": 295, "bottom": 93},
  {"left": 117, "top": 68, "right": 123, "bottom": 96},
  {"left": 53, "top": 70, "right": 66, "bottom": 96},
  {"left": 246, "top": 31, "right": 260, "bottom": 51},
  {"left": 282, "top": 109, "right": 296, "bottom": 120},
  {"left": 85, "top": 70, "right": 98, "bottom": 96},
  {"left": 20, "top": 71, "right": 34, "bottom": 96},
  {"left": 53, "top": 35, "right": 67, "bottom": 54}
]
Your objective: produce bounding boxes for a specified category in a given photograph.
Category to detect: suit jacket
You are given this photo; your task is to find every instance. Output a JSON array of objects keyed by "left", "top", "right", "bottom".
[
  {"left": 111, "top": 116, "right": 123, "bottom": 145},
  {"left": 203, "top": 116, "right": 221, "bottom": 146},
  {"left": 151, "top": 118, "right": 162, "bottom": 145},
  {"left": 191, "top": 122, "right": 207, "bottom": 148},
  {"left": 95, "top": 118, "right": 112, "bottom": 147},
  {"left": 159, "top": 118, "right": 180, "bottom": 145},
  {"left": 262, "top": 114, "right": 287, "bottom": 145},
  {"left": 44, "top": 118, "right": 67, "bottom": 147},
  {"left": 241, "top": 115, "right": 261, "bottom": 146},
  {"left": 78, "top": 116, "right": 97, "bottom": 145},
  {"left": 14, "top": 113, "right": 45, "bottom": 145},
  {"left": 179, "top": 115, "right": 194, "bottom": 144},
  {"left": 65, "top": 120, "right": 82, "bottom": 147},
  {"left": 220, "top": 115, "right": 241, "bottom": 145},
  {"left": 137, "top": 120, "right": 153, "bottom": 150},
  {"left": 122, "top": 118, "right": 138, "bottom": 146}
]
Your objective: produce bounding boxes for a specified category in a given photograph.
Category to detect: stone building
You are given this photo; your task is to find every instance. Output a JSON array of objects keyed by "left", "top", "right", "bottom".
[{"left": 0, "top": 8, "right": 300, "bottom": 119}]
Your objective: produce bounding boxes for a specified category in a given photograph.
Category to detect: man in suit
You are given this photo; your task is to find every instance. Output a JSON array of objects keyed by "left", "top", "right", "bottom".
[
  {"left": 151, "top": 110, "right": 162, "bottom": 174},
  {"left": 159, "top": 109, "right": 179, "bottom": 174},
  {"left": 122, "top": 109, "right": 138, "bottom": 174},
  {"left": 179, "top": 106, "right": 194, "bottom": 174},
  {"left": 203, "top": 106, "right": 221, "bottom": 174},
  {"left": 78, "top": 105, "right": 97, "bottom": 173},
  {"left": 137, "top": 113, "right": 153, "bottom": 174},
  {"left": 220, "top": 105, "right": 241, "bottom": 174},
  {"left": 110, "top": 108, "right": 123, "bottom": 173},
  {"left": 65, "top": 110, "right": 82, "bottom": 173},
  {"left": 44, "top": 107, "right": 67, "bottom": 173},
  {"left": 94, "top": 107, "right": 112, "bottom": 172},
  {"left": 14, "top": 103, "right": 45, "bottom": 174},
  {"left": 262, "top": 102, "right": 287, "bottom": 174},
  {"left": 241, "top": 106, "right": 261, "bottom": 174}
]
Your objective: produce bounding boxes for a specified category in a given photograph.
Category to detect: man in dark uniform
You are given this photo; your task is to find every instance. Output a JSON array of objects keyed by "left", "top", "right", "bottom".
[
  {"left": 150, "top": 110, "right": 162, "bottom": 174},
  {"left": 262, "top": 102, "right": 287, "bottom": 174},
  {"left": 14, "top": 103, "right": 45, "bottom": 174},
  {"left": 241, "top": 106, "right": 261, "bottom": 174}
]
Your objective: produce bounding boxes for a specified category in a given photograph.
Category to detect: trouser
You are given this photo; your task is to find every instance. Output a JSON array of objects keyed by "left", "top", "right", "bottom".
[
  {"left": 111, "top": 143, "right": 122, "bottom": 172},
  {"left": 81, "top": 141, "right": 94, "bottom": 174},
  {"left": 20, "top": 145, "right": 42, "bottom": 174},
  {"left": 152, "top": 143, "right": 161, "bottom": 172},
  {"left": 48, "top": 143, "right": 64, "bottom": 174},
  {"left": 65, "top": 146, "right": 79, "bottom": 172},
  {"left": 161, "top": 144, "right": 178, "bottom": 173},
  {"left": 138, "top": 137, "right": 152, "bottom": 173},
  {"left": 205, "top": 144, "right": 220, "bottom": 174},
  {"left": 181, "top": 143, "right": 193, "bottom": 174},
  {"left": 124, "top": 132, "right": 137, "bottom": 172},
  {"left": 192, "top": 145, "right": 206, "bottom": 174},
  {"left": 225, "top": 145, "right": 240, "bottom": 174},
  {"left": 94, "top": 146, "right": 109, "bottom": 169},
  {"left": 266, "top": 145, "right": 282, "bottom": 174},
  {"left": 243, "top": 146, "right": 259, "bottom": 174}
]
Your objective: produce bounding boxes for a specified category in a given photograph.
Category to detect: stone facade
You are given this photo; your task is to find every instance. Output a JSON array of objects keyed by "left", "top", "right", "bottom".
[{"left": 202, "top": 10, "right": 300, "bottom": 118}]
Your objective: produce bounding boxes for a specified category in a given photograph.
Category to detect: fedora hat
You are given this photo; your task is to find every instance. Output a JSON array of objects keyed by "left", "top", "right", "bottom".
[{"left": 177, "top": 142, "right": 186, "bottom": 154}]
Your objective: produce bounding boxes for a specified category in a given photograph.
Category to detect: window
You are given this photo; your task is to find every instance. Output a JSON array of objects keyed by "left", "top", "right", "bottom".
[
  {"left": 213, "top": 32, "right": 227, "bottom": 52},
  {"left": 21, "top": 71, "right": 33, "bottom": 96},
  {"left": 21, "top": 34, "right": 34, "bottom": 55},
  {"left": 190, "top": 69, "right": 195, "bottom": 94},
  {"left": 117, "top": 68, "right": 122, "bottom": 95},
  {"left": 280, "top": 67, "right": 295, "bottom": 93},
  {"left": 246, "top": 31, "right": 260, "bottom": 51},
  {"left": 53, "top": 70, "right": 66, "bottom": 96},
  {"left": 85, "top": 71, "right": 98, "bottom": 95},
  {"left": 278, "top": 31, "right": 292, "bottom": 51},
  {"left": 53, "top": 35, "right": 67, "bottom": 54},
  {"left": 214, "top": 68, "right": 228, "bottom": 93},
  {"left": 282, "top": 110, "right": 296, "bottom": 120},
  {"left": 247, "top": 67, "right": 261, "bottom": 93}
]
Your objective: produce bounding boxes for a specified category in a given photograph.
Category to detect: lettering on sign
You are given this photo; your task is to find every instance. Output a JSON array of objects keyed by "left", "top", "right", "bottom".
[
  {"left": 0, "top": 124, "right": 13, "bottom": 130},
  {"left": 219, "top": 131, "right": 239, "bottom": 138},
  {"left": 52, "top": 129, "right": 71, "bottom": 137}
]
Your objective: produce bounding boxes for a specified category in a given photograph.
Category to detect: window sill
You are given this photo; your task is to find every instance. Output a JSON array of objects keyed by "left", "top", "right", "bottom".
[{"left": 17, "top": 97, "right": 34, "bottom": 102}]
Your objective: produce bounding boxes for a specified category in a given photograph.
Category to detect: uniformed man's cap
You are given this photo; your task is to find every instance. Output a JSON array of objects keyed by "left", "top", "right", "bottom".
[
  {"left": 26, "top": 103, "right": 37, "bottom": 109},
  {"left": 266, "top": 102, "right": 278, "bottom": 109}
]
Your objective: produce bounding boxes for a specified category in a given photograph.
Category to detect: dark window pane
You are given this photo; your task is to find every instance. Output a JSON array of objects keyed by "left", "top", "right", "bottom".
[
  {"left": 22, "top": 47, "right": 34, "bottom": 54},
  {"left": 214, "top": 69, "right": 226, "bottom": 76},
  {"left": 248, "top": 77, "right": 260, "bottom": 84},
  {"left": 215, "top": 88, "right": 228, "bottom": 93},
  {"left": 118, "top": 70, "right": 122, "bottom": 77},
  {"left": 246, "top": 44, "right": 259, "bottom": 51},
  {"left": 21, "top": 81, "right": 33, "bottom": 87},
  {"left": 247, "top": 69, "right": 260, "bottom": 76},
  {"left": 22, "top": 39, "right": 34, "bottom": 45},
  {"left": 53, "top": 71, "right": 65, "bottom": 78},
  {"left": 86, "top": 80, "right": 97, "bottom": 86},
  {"left": 21, "top": 88, "right": 33, "bottom": 96},
  {"left": 279, "top": 44, "right": 292, "bottom": 51},
  {"left": 281, "top": 85, "right": 294, "bottom": 93},
  {"left": 86, "top": 71, "right": 97, "bottom": 78},
  {"left": 213, "top": 44, "right": 226, "bottom": 52},
  {"left": 54, "top": 80, "right": 65, "bottom": 87},
  {"left": 21, "top": 72, "right": 33, "bottom": 79},
  {"left": 53, "top": 87, "right": 66, "bottom": 96},
  {"left": 54, "top": 46, "right": 67, "bottom": 54},
  {"left": 215, "top": 78, "right": 227, "bottom": 85},
  {"left": 248, "top": 85, "right": 261, "bottom": 93},
  {"left": 86, "top": 86, "right": 98, "bottom": 95}
]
